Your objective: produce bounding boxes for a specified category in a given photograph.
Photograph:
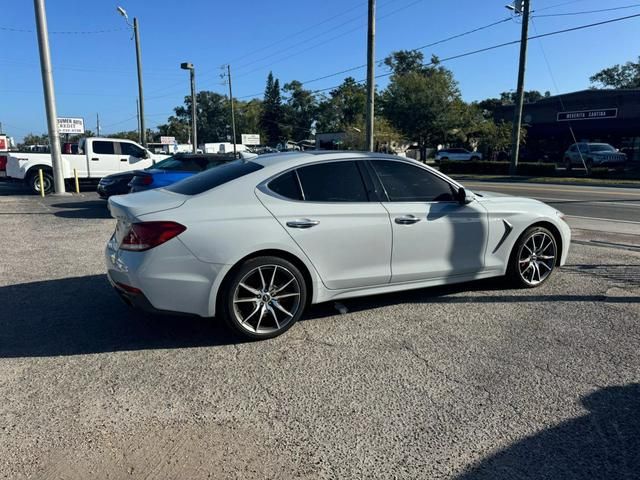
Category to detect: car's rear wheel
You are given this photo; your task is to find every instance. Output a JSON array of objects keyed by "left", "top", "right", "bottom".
[
  {"left": 508, "top": 226, "right": 557, "bottom": 288},
  {"left": 220, "top": 256, "right": 307, "bottom": 340}
]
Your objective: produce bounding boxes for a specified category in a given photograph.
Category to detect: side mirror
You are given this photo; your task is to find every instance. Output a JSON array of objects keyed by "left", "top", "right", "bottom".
[
  {"left": 143, "top": 150, "right": 151, "bottom": 159},
  {"left": 456, "top": 187, "right": 472, "bottom": 205}
]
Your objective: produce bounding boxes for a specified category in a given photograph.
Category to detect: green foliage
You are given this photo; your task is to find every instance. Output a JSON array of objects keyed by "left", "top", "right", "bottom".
[
  {"left": 439, "top": 160, "right": 556, "bottom": 176},
  {"left": 21, "top": 133, "right": 49, "bottom": 146},
  {"left": 315, "top": 77, "right": 367, "bottom": 133},
  {"left": 107, "top": 130, "right": 138, "bottom": 141},
  {"left": 380, "top": 50, "right": 463, "bottom": 150},
  {"left": 283, "top": 80, "right": 317, "bottom": 141},
  {"left": 261, "top": 72, "right": 285, "bottom": 145},
  {"left": 590, "top": 57, "right": 640, "bottom": 89}
]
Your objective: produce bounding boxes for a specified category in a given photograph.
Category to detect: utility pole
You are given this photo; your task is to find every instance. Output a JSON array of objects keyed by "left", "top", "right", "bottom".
[
  {"left": 181, "top": 62, "right": 197, "bottom": 153},
  {"left": 96, "top": 113, "right": 101, "bottom": 136},
  {"left": 117, "top": 7, "right": 146, "bottom": 146},
  {"left": 136, "top": 98, "right": 141, "bottom": 143},
  {"left": 226, "top": 64, "right": 237, "bottom": 157},
  {"left": 365, "top": 0, "right": 376, "bottom": 152},
  {"left": 133, "top": 18, "right": 146, "bottom": 146},
  {"left": 509, "top": 0, "right": 531, "bottom": 175},
  {"left": 33, "top": 0, "right": 66, "bottom": 194}
]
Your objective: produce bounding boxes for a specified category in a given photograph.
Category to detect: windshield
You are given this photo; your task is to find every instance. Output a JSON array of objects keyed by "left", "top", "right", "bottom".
[{"left": 589, "top": 144, "right": 615, "bottom": 152}]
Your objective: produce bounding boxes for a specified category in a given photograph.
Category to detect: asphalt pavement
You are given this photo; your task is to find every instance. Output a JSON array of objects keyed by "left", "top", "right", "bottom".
[{"left": 0, "top": 182, "right": 638, "bottom": 479}]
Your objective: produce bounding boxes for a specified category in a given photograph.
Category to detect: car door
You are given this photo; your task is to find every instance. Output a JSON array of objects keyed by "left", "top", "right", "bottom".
[
  {"left": 89, "top": 140, "right": 121, "bottom": 177},
  {"left": 255, "top": 160, "right": 392, "bottom": 290},
  {"left": 118, "top": 141, "right": 153, "bottom": 172},
  {"left": 369, "top": 159, "right": 488, "bottom": 283}
]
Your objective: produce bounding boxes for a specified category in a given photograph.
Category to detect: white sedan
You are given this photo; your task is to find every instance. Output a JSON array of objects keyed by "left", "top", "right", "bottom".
[
  {"left": 435, "top": 148, "right": 482, "bottom": 162},
  {"left": 106, "top": 152, "right": 570, "bottom": 339}
]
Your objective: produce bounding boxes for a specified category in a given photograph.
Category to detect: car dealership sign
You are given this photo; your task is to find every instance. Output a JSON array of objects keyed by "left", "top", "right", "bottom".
[
  {"left": 557, "top": 108, "right": 618, "bottom": 122},
  {"left": 57, "top": 117, "right": 85, "bottom": 134},
  {"left": 241, "top": 134, "right": 260, "bottom": 145}
]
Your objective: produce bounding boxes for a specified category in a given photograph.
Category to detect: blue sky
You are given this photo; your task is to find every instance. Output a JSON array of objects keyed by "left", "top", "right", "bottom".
[{"left": 2, "top": 0, "right": 639, "bottom": 141}]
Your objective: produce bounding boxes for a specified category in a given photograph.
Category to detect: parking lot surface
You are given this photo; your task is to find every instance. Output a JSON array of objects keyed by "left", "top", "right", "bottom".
[{"left": 1, "top": 184, "right": 639, "bottom": 479}]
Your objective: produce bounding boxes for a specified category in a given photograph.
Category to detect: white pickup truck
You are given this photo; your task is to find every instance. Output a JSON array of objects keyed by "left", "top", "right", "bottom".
[{"left": 5, "top": 137, "right": 169, "bottom": 194}]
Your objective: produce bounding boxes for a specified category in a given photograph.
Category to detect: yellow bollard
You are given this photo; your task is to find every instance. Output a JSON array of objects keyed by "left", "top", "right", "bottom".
[
  {"left": 38, "top": 168, "right": 45, "bottom": 198},
  {"left": 73, "top": 168, "right": 80, "bottom": 194}
]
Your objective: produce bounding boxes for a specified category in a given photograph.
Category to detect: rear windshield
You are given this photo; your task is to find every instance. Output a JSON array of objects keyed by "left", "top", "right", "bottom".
[{"left": 165, "top": 160, "right": 263, "bottom": 195}]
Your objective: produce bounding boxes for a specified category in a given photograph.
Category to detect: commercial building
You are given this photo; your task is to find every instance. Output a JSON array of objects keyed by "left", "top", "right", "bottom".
[{"left": 494, "top": 89, "right": 640, "bottom": 162}]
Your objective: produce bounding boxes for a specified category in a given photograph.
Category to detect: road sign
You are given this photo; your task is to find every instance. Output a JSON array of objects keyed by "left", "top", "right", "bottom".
[
  {"left": 160, "top": 136, "right": 176, "bottom": 145},
  {"left": 57, "top": 117, "right": 85, "bottom": 134},
  {"left": 557, "top": 109, "right": 618, "bottom": 122},
  {"left": 241, "top": 134, "right": 260, "bottom": 145}
]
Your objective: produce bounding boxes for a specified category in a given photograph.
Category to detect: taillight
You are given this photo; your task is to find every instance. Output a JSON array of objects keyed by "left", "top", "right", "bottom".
[
  {"left": 141, "top": 176, "right": 153, "bottom": 185},
  {"left": 120, "top": 221, "right": 186, "bottom": 251},
  {"left": 0, "top": 155, "right": 7, "bottom": 171}
]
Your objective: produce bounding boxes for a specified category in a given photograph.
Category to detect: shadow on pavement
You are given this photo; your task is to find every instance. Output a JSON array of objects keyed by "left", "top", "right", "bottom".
[
  {"left": 0, "top": 274, "right": 240, "bottom": 358},
  {"left": 51, "top": 200, "right": 111, "bottom": 219},
  {"left": 456, "top": 383, "right": 640, "bottom": 479}
]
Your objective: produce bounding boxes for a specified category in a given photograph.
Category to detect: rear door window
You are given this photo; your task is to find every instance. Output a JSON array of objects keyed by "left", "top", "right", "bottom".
[
  {"left": 268, "top": 170, "right": 303, "bottom": 200},
  {"left": 165, "top": 160, "right": 263, "bottom": 195},
  {"left": 92, "top": 141, "right": 115, "bottom": 154},
  {"left": 296, "top": 161, "right": 369, "bottom": 202}
]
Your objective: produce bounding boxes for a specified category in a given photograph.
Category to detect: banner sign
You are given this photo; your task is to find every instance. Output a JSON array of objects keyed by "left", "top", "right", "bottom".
[
  {"left": 160, "top": 136, "right": 176, "bottom": 145},
  {"left": 557, "top": 108, "right": 618, "bottom": 122},
  {"left": 241, "top": 134, "right": 260, "bottom": 145},
  {"left": 57, "top": 117, "right": 85, "bottom": 134}
]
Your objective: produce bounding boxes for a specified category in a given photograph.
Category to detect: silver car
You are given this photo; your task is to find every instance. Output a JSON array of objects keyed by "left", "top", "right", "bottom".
[
  {"left": 563, "top": 143, "right": 627, "bottom": 170},
  {"left": 435, "top": 148, "right": 482, "bottom": 162},
  {"left": 106, "top": 152, "right": 571, "bottom": 340}
]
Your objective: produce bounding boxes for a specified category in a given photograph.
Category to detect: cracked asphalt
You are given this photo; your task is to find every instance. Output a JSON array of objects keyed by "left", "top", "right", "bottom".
[{"left": 0, "top": 183, "right": 638, "bottom": 479}]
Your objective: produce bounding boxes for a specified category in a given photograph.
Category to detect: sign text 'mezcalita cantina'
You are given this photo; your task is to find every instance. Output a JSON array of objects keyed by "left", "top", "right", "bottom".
[{"left": 557, "top": 108, "right": 618, "bottom": 122}]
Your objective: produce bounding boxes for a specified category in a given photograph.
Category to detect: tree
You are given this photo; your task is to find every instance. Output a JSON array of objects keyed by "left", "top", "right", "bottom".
[
  {"left": 261, "top": 72, "right": 286, "bottom": 145},
  {"left": 590, "top": 57, "right": 640, "bottom": 89},
  {"left": 342, "top": 117, "right": 406, "bottom": 152},
  {"left": 234, "top": 99, "right": 264, "bottom": 143},
  {"left": 316, "top": 77, "right": 367, "bottom": 133},
  {"left": 478, "top": 90, "right": 551, "bottom": 116},
  {"left": 282, "top": 80, "right": 317, "bottom": 141},
  {"left": 380, "top": 50, "right": 464, "bottom": 157},
  {"left": 107, "top": 130, "right": 138, "bottom": 141},
  {"left": 21, "top": 133, "right": 49, "bottom": 146}
]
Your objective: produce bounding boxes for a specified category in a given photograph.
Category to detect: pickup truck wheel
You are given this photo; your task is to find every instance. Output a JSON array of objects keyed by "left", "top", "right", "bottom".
[{"left": 28, "top": 170, "right": 53, "bottom": 195}]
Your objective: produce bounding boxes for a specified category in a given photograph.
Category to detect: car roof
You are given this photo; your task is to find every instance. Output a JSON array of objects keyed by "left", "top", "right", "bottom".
[{"left": 251, "top": 150, "right": 419, "bottom": 169}]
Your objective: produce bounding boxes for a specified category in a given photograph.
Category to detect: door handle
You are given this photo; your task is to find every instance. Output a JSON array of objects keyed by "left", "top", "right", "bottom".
[
  {"left": 120, "top": 158, "right": 128, "bottom": 162},
  {"left": 91, "top": 157, "right": 99, "bottom": 161},
  {"left": 395, "top": 215, "right": 421, "bottom": 225},
  {"left": 286, "top": 219, "right": 320, "bottom": 229}
]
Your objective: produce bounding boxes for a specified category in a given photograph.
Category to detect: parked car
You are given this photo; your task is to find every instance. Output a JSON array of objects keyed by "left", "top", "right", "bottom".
[
  {"left": 563, "top": 143, "right": 627, "bottom": 171},
  {"left": 129, "top": 153, "right": 237, "bottom": 193},
  {"left": 106, "top": 151, "right": 571, "bottom": 340},
  {"left": 97, "top": 171, "right": 137, "bottom": 199},
  {"left": 5, "top": 137, "right": 169, "bottom": 194},
  {"left": 435, "top": 148, "right": 482, "bottom": 162}
]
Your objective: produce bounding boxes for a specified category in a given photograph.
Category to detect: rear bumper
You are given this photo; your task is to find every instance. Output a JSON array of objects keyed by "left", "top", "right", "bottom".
[{"left": 105, "top": 235, "right": 226, "bottom": 317}]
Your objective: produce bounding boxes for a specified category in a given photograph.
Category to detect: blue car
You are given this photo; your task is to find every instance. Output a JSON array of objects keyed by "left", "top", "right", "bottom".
[{"left": 128, "top": 153, "right": 236, "bottom": 193}]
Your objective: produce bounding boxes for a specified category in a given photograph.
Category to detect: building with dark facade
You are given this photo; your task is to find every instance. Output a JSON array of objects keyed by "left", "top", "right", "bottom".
[{"left": 494, "top": 89, "right": 640, "bottom": 163}]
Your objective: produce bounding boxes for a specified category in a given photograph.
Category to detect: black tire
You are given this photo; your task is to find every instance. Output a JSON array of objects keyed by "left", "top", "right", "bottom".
[
  {"left": 470, "top": 156, "right": 480, "bottom": 161},
  {"left": 28, "top": 169, "right": 53, "bottom": 195},
  {"left": 219, "top": 256, "right": 308, "bottom": 340},
  {"left": 564, "top": 157, "right": 572, "bottom": 171},
  {"left": 507, "top": 226, "right": 558, "bottom": 289}
]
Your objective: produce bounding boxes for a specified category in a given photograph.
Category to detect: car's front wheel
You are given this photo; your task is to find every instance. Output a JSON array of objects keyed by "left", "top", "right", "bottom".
[
  {"left": 220, "top": 256, "right": 307, "bottom": 340},
  {"left": 508, "top": 226, "right": 558, "bottom": 288}
]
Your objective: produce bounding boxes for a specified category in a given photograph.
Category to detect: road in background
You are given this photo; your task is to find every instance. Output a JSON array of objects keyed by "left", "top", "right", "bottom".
[{"left": 463, "top": 181, "right": 640, "bottom": 250}]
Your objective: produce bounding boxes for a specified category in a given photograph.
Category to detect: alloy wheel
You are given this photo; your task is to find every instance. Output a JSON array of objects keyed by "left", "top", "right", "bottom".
[
  {"left": 232, "top": 264, "right": 301, "bottom": 335},
  {"left": 518, "top": 231, "right": 556, "bottom": 286}
]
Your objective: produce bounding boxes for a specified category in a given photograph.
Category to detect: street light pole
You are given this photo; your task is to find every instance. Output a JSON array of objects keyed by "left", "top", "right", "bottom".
[
  {"left": 33, "top": 0, "right": 66, "bottom": 194},
  {"left": 181, "top": 62, "right": 197, "bottom": 153},
  {"left": 117, "top": 7, "right": 146, "bottom": 147},
  {"left": 509, "top": 0, "right": 531, "bottom": 175},
  {"left": 365, "top": 0, "right": 376, "bottom": 152}
]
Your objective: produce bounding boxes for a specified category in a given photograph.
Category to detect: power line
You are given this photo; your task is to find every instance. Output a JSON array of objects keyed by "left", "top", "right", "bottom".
[
  {"left": 0, "top": 26, "right": 126, "bottom": 34},
  {"left": 533, "top": 3, "right": 640, "bottom": 17}
]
